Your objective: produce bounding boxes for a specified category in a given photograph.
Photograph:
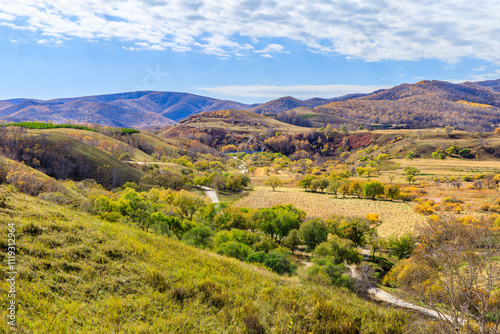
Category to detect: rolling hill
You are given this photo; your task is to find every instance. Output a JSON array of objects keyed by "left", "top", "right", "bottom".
[
  {"left": 2, "top": 78, "right": 500, "bottom": 131},
  {"left": 249, "top": 94, "right": 366, "bottom": 115},
  {"left": 0, "top": 187, "right": 410, "bottom": 333},
  {"left": 0, "top": 92, "right": 254, "bottom": 130},
  {"left": 316, "top": 80, "right": 500, "bottom": 131}
]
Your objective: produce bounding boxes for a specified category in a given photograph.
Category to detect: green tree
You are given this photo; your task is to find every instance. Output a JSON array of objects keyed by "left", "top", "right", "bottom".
[
  {"left": 406, "top": 151, "right": 417, "bottom": 160},
  {"left": 265, "top": 176, "right": 283, "bottom": 191},
  {"left": 387, "top": 233, "right": 415, "bottom": 260},
  {"left": 404, "top": 166, "right": 420, "bottom": 176},
  {"left": 313, "top": 235, "right": 362, "bottom": 265},
  {"left": 335, "top": 217, "right": 373, "bottom": 247},
  {"left": 299, "top": 219, "right": 329, "bottom": 251},
  {"left": 297, "top": 175, "right": 315, "bottom": 191},
  {"left": 362, "top": 181, "right": 385, "bottom": 199},
  {"left": 459, "top": 148, "right": 472, "bottom": 158},
  {"left": 256, "top": 205, "right": 305, "bottom": 242},
  {"left": 405, "top": 175, "right": 416, "bottom": 184}
]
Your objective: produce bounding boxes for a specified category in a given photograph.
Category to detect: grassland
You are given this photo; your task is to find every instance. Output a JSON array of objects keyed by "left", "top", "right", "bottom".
[
  {"left": 234, "top": 186, "right": 426, "bottom": 237},
  {"left": 0, "top": 186, "right": 410, "bottom": 333}
]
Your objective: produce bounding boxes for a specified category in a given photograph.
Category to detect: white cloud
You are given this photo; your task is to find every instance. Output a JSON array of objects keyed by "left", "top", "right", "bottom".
[
  {"left": 197, "top": 84, "right": 390, "bottom": 99},
  {"left": 1, "top": 0, "right": 500, "bottom": 63}
]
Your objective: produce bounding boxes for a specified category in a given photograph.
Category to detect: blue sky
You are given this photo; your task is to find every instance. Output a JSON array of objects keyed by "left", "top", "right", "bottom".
[{"left": 1, "top": 0, "right": 500, "bottom": 104}]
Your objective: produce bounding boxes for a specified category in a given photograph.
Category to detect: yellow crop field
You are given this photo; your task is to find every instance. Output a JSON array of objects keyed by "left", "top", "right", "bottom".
[{"left": 234, "top": 186, "right": 427, "bottom": 237}]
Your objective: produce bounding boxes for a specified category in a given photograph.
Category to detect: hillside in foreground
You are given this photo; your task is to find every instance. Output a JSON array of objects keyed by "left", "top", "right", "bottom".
[{"left": 0, "top": 187, "right": 409, "bottom": 333}]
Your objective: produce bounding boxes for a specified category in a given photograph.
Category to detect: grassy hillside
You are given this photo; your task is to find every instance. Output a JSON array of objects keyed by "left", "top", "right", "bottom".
[
  {"left": 0, "top": 188, "right": 409, "bottom": 333},
  {"left": 0, "top": 157, "right": 85, "bottom": 206},
  {"left": 28, "top": 128, "right": 154, "bottom": 162},
  {"left": 42, "top": 134, "right": 144, "bottom": 188}
]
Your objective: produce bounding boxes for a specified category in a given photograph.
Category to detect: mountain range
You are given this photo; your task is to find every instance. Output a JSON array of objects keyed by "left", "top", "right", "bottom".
[{"left": 1, "top": 79, "right": 500, "bottom": 130}]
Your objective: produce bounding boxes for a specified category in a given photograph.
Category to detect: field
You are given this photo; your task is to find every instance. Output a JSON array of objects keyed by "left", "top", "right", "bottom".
[{"left": 234, "top": 186, "right": 426, "bottom": 237}]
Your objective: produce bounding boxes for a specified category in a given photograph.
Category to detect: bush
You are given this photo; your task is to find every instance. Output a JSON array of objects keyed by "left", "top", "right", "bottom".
[
  {"left": 480, "top": 203, "right": 490, "bottom": 212},
  {"left": 38, "top": 192, "right": 70, "bottom": 205},
  {"left": 216, "top": 241, "right": 252, "bottom": 261},
  {"left": 263, "top": 252, "right": 296, "bottom": 275}
]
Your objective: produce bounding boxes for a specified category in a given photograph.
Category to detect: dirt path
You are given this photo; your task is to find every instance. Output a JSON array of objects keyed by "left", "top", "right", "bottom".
[
  {"left": 348, "top": 262, "right": 464, "bottom": 325},
  {"left": 200, "top": 186, "right": 220, "bottom": 203}
]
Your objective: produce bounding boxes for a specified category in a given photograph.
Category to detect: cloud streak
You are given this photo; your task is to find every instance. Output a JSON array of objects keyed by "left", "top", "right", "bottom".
[
  {"left": 197, "top": 84, "right": 390, "bottom": 99},
  {"left": 1, "top": 0, "right": 500, "bottom": 63}
]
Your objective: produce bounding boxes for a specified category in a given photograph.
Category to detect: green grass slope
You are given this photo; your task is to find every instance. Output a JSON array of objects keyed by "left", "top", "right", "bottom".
[{"left": 0, "top": 188, "right": 409, "bottom": 333}]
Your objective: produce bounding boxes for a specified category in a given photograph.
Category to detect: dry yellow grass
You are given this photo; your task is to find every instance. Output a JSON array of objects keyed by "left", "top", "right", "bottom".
[{"left": 235, "top": 186, "right": 427, "bottom": 237}]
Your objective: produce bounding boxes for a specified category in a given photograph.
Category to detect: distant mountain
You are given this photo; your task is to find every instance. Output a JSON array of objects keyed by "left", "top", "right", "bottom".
[
  {"left": 0, "top": 91, "right": 254, "bottom": 129},
  {"left": 249, "top": 94, "right": 366, "bottom": 115},
  {"left": 468, "top": 79, "right": 500, "bottom": 93},
  {"left": 2, "top": 78, "right": 500, "bottom": 131},
  {"left": 316, "top": 80, "right": 500, "bottom": 131}
]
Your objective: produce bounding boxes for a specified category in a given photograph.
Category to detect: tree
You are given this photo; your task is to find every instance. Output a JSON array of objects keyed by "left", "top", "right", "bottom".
[
  {"left": 349, "top": 181, "right": 363, "bottom": 198},
  {"left": 299, "top": 219, "right": 329, "bottom": 251},
  {"left": 255, "top": 205, "right": 305, "bottom": 242},
  {"left": 446, "top": 145, "right": 459, "bottom": 155},
  {"left": 385, "top": 184, "right": 400, "bottom": 201},
  {"left": 406, "top": 151, "right": 417, "bottom": 160},
  {"left": 405, "top": 175, "right": 416, "bottom": 184},
  {"left": 404, "top": 166, "right": 420, "bottom": 176},
  {"left": 387, "top": 233, "right": 415, "bottom": 260},
  {"left": 265, "top": 176, "right": 283, "bottom": 191},
  {"left": 459, "top": 148, "right": 472, "bottom": 158},
  {"left": 444, "top": 126, "right": 454, "bottom": 136},
  {"left": 297, "top": 175, "right": 314, "bottom": 191},
  {"left": 495, "top": 127, "right": 500, "bottom": 136},
  {"left": 393, "top": 218, "right": 500, "bottom": 333},
  {"left": 362, "top": 181, "right": 385, "bottom": 200},
  {"left": 335, "top": 217, "right": 373, "bottom": 247},
  {"left": 313, "top": 235, "right": 362, "bottom": 265},
  {"left": 340, "top": 125, "right": 347, "bottom": 132}
]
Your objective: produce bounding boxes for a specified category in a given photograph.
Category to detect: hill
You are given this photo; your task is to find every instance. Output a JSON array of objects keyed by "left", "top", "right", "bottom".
[
  {"left": 164, "top": 109, "right": 309, "bottom": 150},
  {"left": 249, "top": 94, "right": 365, "bottom": 115},
  {"left": 317, "top": 80, "right": 500, "bottom": 131},
  {"left": 273, "top": 106, "right": 362, "bottom": 128},
  {"left": 0, "top": 187, "right": 410, "bottom": 333},
  {"left": 0, "top": 92, "right": 254, "bottom": 130},
  {"left": 467, "top": 78, "right": 500, "bottom": 93}
]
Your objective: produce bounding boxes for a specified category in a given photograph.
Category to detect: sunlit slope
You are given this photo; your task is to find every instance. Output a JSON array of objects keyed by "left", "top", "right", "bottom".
[{"left": 0, "top": 188, "right": 408, "bottom": 333}]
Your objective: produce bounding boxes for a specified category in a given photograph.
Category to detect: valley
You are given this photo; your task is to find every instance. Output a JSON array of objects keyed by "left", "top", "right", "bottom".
[{"left": 0, "top": 82, "right": 499, "bottom": 333}]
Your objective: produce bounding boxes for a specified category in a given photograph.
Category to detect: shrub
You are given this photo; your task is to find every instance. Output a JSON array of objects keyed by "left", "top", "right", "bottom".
[
  {"left": 263, "top": 252, "right": 296, "bottom": 275},
  {"left": 38, "top": 192, "right": 70, "bottom": 205},
  {"left": 216, "top": 241, "right": 252, "bottom": 261},
  {"left": 480, "top": 203, "right": 490, "bottom": 211}
]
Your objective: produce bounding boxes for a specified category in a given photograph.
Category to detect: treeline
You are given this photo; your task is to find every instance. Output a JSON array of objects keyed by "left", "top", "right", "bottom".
[
  {"left": 263, "top": 131, "right": 380, "bottom": 158},
  {"left": 276, "top": 111, "right": 313, "bottom": 127},
  {"left": 3, "top": 121, "right": 98, "bottom": 132}
]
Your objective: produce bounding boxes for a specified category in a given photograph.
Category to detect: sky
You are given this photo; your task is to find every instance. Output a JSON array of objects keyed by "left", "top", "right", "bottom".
[{"left": 1, "top": 0, "right": 500, "bottom": 104}]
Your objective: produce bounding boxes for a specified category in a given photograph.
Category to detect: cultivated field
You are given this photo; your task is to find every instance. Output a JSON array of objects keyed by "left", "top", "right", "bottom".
[{"left": 234, "top": 186, "right": 427, "bottom": 237}]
